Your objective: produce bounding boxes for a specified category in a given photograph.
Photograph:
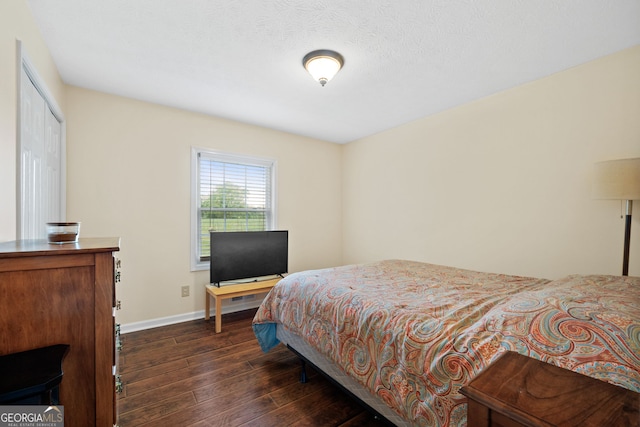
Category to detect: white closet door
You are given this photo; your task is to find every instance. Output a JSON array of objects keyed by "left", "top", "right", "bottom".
[
  {"left": 19, "top": 67, "right": 63, "bottom": 239},
  {"left": 44, "top": 105, "right": 62, "bottom": 222}
]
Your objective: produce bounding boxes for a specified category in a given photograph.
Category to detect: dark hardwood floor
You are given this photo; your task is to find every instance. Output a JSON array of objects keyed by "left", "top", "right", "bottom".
[{"left": 117, "top": 308, "right": 390, "bottom": 426}]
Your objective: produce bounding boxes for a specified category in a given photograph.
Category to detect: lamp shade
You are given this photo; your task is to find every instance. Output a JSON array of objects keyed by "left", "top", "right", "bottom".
[
  {"left": 593, "top": 157, "right": 640, "bottom": 200},
  {"left": 303, "top": 50, "right": 344, "bottom": 86}
]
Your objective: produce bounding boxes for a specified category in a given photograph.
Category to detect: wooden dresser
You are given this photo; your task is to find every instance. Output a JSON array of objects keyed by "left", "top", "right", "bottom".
[
  {"left": 0, "top": 238, "right": 120, "bottom": 427},
  {"left": 460, "top": 351, "right": 640, "bottom": 427}
]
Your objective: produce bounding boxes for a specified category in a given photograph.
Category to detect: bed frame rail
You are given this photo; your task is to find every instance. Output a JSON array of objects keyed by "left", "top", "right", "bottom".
[{"left": 286, "top": 344, "right": 396, "bottom": 426}]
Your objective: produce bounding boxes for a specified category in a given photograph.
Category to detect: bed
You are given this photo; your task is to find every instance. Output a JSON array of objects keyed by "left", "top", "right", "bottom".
[{"left": 252, "top": 260, "right": 640, "bottom": 426}]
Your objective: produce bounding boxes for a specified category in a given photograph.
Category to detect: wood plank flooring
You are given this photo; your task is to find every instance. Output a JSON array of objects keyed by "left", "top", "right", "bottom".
[{"left": 117, "top": 308, "right": 390, "bottom": 426}]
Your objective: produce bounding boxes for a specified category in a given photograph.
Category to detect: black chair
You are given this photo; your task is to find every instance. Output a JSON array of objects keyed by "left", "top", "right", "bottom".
[{"left": 0, "top": 344, "right": 70, "bottom": 405}]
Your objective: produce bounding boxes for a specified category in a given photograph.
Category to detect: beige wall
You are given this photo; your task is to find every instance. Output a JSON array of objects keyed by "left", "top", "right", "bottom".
[
  {"left": 65, "top": 87, "right": 342, "bottom": 325},
  {"left": 343, "top": 46, "right": 640, "bottom": 279},
  {"left": 0, "top": 0, "right": 65, "bottom": 241}
]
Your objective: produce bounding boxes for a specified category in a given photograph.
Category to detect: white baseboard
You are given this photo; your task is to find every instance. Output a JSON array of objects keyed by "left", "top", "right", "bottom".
[{"left": 119, "top": 299, "right": 262, "bottom": 334}]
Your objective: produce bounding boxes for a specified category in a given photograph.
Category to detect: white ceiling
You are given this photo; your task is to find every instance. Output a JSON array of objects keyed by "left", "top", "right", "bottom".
[{"left": 27, "top": 1, "right": 640, "bottom": 144}]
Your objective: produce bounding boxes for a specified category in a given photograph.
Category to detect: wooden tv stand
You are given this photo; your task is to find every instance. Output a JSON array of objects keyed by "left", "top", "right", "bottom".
[{"left": 205, "top": 278, "right": 280, "bottom": 333}]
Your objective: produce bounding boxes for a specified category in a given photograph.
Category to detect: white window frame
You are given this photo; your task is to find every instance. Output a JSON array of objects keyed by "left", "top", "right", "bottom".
[{"left": 190, "top": 147, "right": 277, "bottom": 271}]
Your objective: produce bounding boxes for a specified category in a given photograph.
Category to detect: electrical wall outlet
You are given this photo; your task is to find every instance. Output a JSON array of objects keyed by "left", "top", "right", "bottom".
[{"left": 181, "top": 285, "right": 190, "bottom": 297}]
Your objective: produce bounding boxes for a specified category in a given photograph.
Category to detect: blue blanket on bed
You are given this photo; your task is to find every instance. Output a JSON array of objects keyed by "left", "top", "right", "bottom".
[{"left": 252, "top": 322, "right": 279, "bottom": 352}]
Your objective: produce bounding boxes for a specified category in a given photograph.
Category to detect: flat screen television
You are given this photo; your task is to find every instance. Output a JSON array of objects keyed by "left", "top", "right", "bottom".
[{"left": 210, "top": 230, "right": 288, "bottom": 286}]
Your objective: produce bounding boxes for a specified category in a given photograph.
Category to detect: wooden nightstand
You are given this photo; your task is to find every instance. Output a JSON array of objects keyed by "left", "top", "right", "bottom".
[{"left": 460, "top": 351, "right": 639, "bottom": 427}]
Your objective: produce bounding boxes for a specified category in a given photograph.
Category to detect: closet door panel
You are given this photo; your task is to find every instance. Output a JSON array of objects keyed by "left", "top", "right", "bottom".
[
  {"left": 44, "top": 106, "right": 62, "bottom": 222},
  {"left": 19, "top": 66, "right": 63, "bottom": 238},
  {"left": 19, "top": 68, "right": 46, "bottom": 239}
]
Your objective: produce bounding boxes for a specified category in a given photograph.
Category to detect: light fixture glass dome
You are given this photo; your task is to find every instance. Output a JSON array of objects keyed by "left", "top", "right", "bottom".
[{"left": 303, "top": 50, "right": 344, "bottom": 86}]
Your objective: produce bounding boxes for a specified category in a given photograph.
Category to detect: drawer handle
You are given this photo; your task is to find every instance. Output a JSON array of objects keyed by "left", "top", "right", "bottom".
[
  {"left": 115, "top": 323, "right": 123, "bottom": 350},
  {"left": 114, "top": 258, "right": 122, "bottom": 283}
]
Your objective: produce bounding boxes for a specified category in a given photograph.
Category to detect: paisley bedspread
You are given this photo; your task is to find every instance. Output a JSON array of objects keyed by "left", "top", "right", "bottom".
[{"left": 252, "top": 260, "right": 640, "bottom": 426}]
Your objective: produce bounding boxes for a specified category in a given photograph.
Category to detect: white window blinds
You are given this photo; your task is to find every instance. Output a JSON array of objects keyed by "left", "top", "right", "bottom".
[{"left": 195, "top": 151, "right": 275, "bottom": 263}]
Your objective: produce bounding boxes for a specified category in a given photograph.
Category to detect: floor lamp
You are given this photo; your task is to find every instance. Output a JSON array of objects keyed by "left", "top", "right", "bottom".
[{"left": 593, "top": 158, "right": 640, "bottom": 276}]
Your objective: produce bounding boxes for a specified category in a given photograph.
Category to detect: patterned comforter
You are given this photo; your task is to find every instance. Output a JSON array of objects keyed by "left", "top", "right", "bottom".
[{"left": 252, "top": 260, "right": 640, "bottom": 426}]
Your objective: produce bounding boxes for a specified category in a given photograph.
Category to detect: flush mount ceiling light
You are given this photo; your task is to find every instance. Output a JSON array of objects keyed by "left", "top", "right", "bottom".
[{"left": 302, "top": 50, "right": 344, "bottom": 87}]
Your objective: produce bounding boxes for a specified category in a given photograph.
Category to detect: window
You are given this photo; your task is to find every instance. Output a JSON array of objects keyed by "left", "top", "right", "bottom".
[{"left": 191, "top": 148, "right": 276, "bottom": 270}]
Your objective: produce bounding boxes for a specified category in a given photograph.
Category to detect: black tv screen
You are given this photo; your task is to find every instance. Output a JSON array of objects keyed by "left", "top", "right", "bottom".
[{"left": 210, "top": 230, "right": 288, "bottom": 285}]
